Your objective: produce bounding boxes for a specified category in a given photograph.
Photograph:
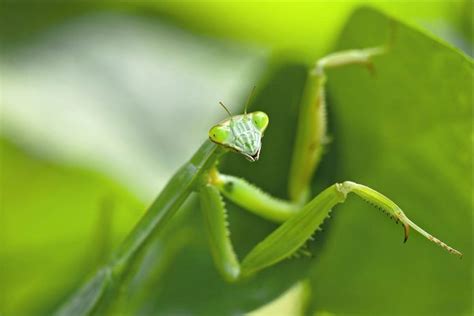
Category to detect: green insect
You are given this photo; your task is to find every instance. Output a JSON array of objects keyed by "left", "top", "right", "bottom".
[
  {"left": 57, "top": 41, "right": 462, "bottom": 315},
  {"left": 208, "top": 101, "right": 268, "bottom": 162}
]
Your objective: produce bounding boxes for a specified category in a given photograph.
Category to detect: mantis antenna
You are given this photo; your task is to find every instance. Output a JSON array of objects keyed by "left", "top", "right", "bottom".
[
  {"left": 219, "top": 101, "right": 233, "bottom": 118},
  {"left": 244, "top": 86, "right": 257, "bottom": 116}
]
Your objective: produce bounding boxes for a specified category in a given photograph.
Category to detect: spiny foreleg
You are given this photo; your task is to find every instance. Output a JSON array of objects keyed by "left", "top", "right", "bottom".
[
  {"left": 203, "top": 169, "right": 462, "bottom": 280},
  {"left": 240, "top": 181, "right": 462, "bottom": 276}
]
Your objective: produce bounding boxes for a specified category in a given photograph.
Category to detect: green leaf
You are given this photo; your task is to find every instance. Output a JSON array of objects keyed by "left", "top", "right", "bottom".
[{"left": 306, "top": 7, "right": 472, "bottom": 315}]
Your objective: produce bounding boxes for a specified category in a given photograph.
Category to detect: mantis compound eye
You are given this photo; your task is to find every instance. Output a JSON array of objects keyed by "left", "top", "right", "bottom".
[
  {"left": 209, "top": 125, "right": 230, "bottom": 144},
  {"left": 251, "top": 111, "right": 269, "bottom": 132}
]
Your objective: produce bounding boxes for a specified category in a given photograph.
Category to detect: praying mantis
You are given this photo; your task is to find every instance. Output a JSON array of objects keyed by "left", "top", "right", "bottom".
[{"left": 57, "top": 40, "right": 462, "bottom": 315}]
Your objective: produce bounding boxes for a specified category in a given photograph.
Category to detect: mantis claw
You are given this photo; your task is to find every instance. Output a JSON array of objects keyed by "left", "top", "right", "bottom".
[
  {"left": 403, "top": 222, "right": 410, "bottom": 243},
  {"left": 342, "top": 181, "right": 462, "bottom": 257}
]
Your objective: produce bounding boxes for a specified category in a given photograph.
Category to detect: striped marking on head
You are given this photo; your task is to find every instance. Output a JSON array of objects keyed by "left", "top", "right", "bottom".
[{"left": 209, "top": 111, "right": 269, "bottom": 161}]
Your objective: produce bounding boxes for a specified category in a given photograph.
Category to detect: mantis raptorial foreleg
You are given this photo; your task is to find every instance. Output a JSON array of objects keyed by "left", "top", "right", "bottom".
[
  {"left": 203, "top": 168, "right": 462, "bottom": 281},
  {"left": 200, "top": 44, "right": 462, "bottom": 283}
]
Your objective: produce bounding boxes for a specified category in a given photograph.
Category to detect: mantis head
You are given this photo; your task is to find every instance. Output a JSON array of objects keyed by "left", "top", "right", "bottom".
[{"left": 209, "top": 110, "right": 269, "bottom": 161}]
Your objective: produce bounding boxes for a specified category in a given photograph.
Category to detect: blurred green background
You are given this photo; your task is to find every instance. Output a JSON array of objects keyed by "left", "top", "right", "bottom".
[{"left": 1, "top": 1, "right": 472, "bottom": 315}]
